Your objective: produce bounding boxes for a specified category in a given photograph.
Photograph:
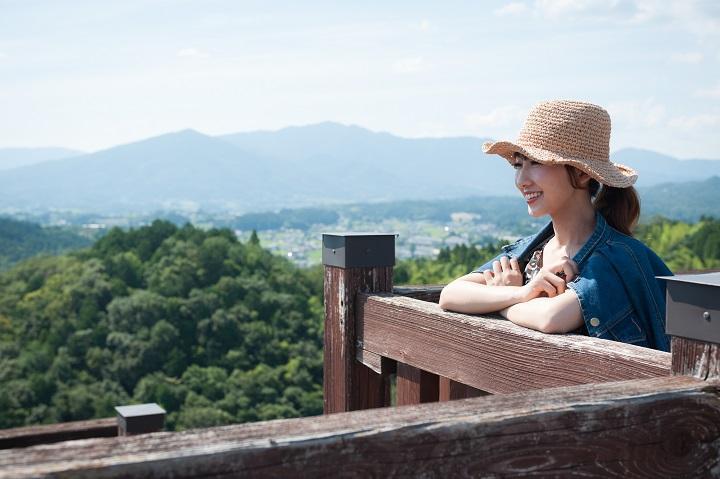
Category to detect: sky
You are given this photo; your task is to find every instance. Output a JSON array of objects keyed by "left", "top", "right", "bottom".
[{"left": 0, "top": 0, "right": 719, "bottom": 158}]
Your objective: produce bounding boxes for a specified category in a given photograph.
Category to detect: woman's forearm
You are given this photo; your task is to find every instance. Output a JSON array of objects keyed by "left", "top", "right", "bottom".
[
  {"left": 500, "top": 291, "right": 582, "bottom": 334},
  {"left": 439, "top": 280, "right": 523, "bottom": 314},
  {"left": 499, "top": 298, "right": 551, "bottom": 332}
]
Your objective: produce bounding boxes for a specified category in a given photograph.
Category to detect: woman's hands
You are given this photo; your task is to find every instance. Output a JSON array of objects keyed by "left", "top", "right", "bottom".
[
  {"left": 515, "top": 256, "right": 579, "bottom": 302},
  {"left": 481, "top": 256, "right": 523, "bottom": 287}
]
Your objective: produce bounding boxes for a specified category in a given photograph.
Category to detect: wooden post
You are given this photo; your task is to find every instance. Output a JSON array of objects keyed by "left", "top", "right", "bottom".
[
  {"left": 439, "top": 377, "right": 488, "bottom": 401},
  {"left": 396, "top": 363, "right": 439, "bottom": 405},
  {"left": 661, "top": 273, "right": 720, "bottom": 379},
  {"left": 323, "top": 233, "right": 395, "bottom": 413}
]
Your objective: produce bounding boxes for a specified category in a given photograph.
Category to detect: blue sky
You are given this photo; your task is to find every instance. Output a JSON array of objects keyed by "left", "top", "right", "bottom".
[{"left": 0, "top": 0, "right": 718, "bottom": 158}]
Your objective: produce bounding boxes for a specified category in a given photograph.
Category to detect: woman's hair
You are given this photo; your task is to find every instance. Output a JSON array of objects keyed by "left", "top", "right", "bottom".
[{"left": 565, "top": 166, "right": 640, "bottom": 236}]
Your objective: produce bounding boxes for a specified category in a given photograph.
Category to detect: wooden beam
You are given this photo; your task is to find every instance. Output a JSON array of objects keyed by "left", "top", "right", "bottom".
[
  {"left": 396, "top": 363, "right": 439, "bottom": 405},
  {"left": 357, "top": 293, "right": 671, "bottom": 394},
  {"left": 2, "top": 376, "right": 717, "bottom": 478},
  {"left": 393, "top": 285, "right": 444, "bottom": 303},
  {"left": 0, "top": 418, "right": 116, "bottom": 450}
]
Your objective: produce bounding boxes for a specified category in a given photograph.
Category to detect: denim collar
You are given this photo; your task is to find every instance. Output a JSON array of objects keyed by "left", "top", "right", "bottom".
[
  {"left": 572, "top": 211, "right": 608, "bottom": 267},
  {"left": 519, "top": 211, "right": 608, "bottom": 268}
]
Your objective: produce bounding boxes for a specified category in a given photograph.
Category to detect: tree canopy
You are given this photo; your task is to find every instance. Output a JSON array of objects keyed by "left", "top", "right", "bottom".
[{"left": 0, "top": 220, "right": 323, "bottom": 430}]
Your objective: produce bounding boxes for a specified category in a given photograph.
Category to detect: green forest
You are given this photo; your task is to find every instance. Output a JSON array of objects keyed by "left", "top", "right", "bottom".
[
  {"left": 0, "top": 221, "right": 324, "bottom": 430},
  {"left": 0, "top": 217, "right": 92, "bottom": 271},
  {"left": 0, "top": 215, "right": 718, "bottom": 431}
]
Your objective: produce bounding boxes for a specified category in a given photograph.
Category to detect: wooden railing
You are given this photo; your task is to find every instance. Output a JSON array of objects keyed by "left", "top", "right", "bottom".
[
  {"left": 0, "top": 233, "right": 719, "bottom": 477},
  {"left": 322, "top": 233, "right": 673, "bottom": 413}
]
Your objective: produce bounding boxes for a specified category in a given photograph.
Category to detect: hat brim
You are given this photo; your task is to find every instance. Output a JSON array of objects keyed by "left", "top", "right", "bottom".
[{"left": 482, "top": 140, "right": 637, "bottom": 188}]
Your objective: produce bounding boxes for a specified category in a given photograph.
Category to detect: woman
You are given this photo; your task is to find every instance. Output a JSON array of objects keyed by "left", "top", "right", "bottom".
[{"left": 438, "top": 100, "right": 672, "bottom": 351}]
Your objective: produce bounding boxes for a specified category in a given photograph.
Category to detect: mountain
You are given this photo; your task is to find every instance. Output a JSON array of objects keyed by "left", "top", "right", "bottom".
[
  {"left": 0, "top": 147, "right": 84, "bottom": 170},
  {"left": 639, "top": 176, "right": 720, "bottom": 222},
  {"left": 0, "top": 130, "right": 293, "bottom": 213},
  {"left": 611, "top": 148, "right": 720, "bottom": 187},
  {"left": 0, "top": 123, "right": 717, "bottom": 214},
  {"left": 222, "top": 122, "right": 504, "bottom": 200}
]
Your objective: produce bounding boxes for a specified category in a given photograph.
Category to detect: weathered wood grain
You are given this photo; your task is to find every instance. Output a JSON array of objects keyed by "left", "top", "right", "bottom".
[
  {"left": 323, "top": 265, "right": 392, "bottom": 413},
  {"left": 439, "top": 377, "right": 488, "bottom": 401},
  {"left": 672, "top": 336, "right": 720, "bottom": 380},
  {"left": 1, "top": 376, "right": 717, "bottom": 478},
  {"left": 396, "top": 363, "right": 439, "bottom": 405},
  {"left": 0, "top": 417, "right": 116, "bottom": 450},
  {"left": 357, "top": 293, "right": 672, "bottom": 394},
  {"left": 392, "top": 284, "right": 444, "bottom": 303}
]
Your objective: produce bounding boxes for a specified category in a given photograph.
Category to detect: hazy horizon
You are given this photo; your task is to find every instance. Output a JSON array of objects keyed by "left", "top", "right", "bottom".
[
  {"left": 1, "top": 1, "right": 718, "bottom": 158},
  {"left": 2, "top": 122, "right": 720, "bottom": 162}
]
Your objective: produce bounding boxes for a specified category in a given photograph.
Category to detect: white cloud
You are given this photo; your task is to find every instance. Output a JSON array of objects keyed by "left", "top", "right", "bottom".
[
  {"left": 668, "top": 113, "right": 720, "bottom": 129},
  {"left": 465, "top": 105, "right": 526, "bottom": 132},
  {"left": 670, "top": 52, "right": 704, "bottom": 64},
  {"left": 695, "top": 83, "right": 720, "bottom": 99},
  {"left": 176, "top": 48, "right": 206, "bottom": 58},
  {"left": 494, "top": 2, "right": 529, "bottom": 16},
  {"left": 607, "top": 98, "right": 666, "bottom": 128},
  {"left": 534, "top": 0, "right": 638, "bottom": 20},
  {"left": 393, "top": 57, "right": 426, "bottom": 74},
  {"left": 419, "top": 19, "right": 431, "bottom": 31}
]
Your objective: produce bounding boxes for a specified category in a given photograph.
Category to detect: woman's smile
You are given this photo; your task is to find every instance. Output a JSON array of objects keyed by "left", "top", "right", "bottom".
[{"left": 524, "top": 191, "right": 543, "bottom": 204}]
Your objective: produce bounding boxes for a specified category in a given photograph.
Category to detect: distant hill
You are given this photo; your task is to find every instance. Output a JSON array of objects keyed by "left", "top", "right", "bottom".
[
  {"left": 640, "top": 176, "right": 720, "bottom": 222},
  {"left": 0, "top": 147, "right": 84, "bottom": 170},
  {"left": 612, "top": 148, "right": 720, "bottom": 187},
  {"left": 0, "top": 130, "right": 291, "bottom": 213},
  {"left": 0, "top": 123, "right": 717, "bottom": 213},
  {"left": 0, "top": 217, "right": 92, "bottom": 270},
  {"left": 222, "top": 176, "right": 719, "bottom": 234}
]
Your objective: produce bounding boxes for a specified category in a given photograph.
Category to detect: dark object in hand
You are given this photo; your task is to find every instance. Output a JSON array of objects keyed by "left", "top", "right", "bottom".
[{"left": 555, "top": 271, "right": 567, "bottom": 280}]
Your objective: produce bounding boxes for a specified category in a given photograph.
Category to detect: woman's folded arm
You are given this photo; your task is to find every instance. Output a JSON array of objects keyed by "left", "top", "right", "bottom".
[
  {"left": 439, "top": 273, "right": 524, "bottom": 314},
  {"left": 499, "top": 289, "right": 583, "bottom": 333}
]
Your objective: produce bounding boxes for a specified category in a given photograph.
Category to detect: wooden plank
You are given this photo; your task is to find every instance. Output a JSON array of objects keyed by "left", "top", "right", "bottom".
[
  {"left": 323, "top": 265, "right": 393, "bottom": 413},
  {"left": 672, "top": 336, "right": 720, "bottom": 380},
  {"left": 439, "top": 377, "right": 488, "bottom": 401},
  {"left": 356, "top": 348, "right": 382, "bottom": 374},
  {"left": 1, "top": 376, "right": 717, "bottom": 478},
  {"left": 357, "top": 293, "right": 671, "bottom": 394},
  {"left": 396, "top": 363, "right": 439, "bottom": 405},
  {"left": 393, "top": 285, "right": 444, "bottom": 303},
  {"left": 0, "top": 417, "right": 116, "bottom": 450}
]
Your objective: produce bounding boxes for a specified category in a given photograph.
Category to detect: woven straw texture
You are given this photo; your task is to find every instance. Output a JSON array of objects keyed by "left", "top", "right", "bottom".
[{"left": 482, "top": 100, "right": 637, "bottom": 188}]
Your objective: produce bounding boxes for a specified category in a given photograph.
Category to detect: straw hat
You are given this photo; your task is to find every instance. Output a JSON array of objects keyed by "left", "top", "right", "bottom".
[{"left": 482, "top": 100, "right": 637, "bottom": 188}]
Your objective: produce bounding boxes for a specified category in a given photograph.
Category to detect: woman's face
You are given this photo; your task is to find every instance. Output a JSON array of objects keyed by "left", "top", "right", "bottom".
[{"left": 511, "top": 154, "right": 577, "bottom": 217}]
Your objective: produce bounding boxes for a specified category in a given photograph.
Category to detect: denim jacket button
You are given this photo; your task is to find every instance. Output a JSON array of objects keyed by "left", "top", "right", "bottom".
[{"left": 590, "top": 317, "right": 601, "bottom": 327}]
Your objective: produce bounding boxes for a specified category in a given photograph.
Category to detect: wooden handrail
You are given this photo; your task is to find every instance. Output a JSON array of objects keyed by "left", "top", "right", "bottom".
[
  {"left": 1, "top": 375, "right": 717, "bottom": 477},
  {"left": 357, "top": 293, "right": 671, "bottom": 394},
  {"left": 0, "top": 418, "right": 117, "bottom": 450}
]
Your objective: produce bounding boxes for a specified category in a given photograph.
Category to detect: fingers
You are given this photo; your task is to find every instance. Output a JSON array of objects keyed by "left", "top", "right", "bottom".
[
  {"left": 544, "top": 271, "right": 566, "bottom": 294},
  {"left": 500, "top": 256, "right": 510, "bottom": 272},
  {"left": 482, "top": 269, "right": 494, "bottom": 285},
  {"left": 536, "top": 278, "right": 558, "bottom": 297},
  {"left": 510, "top": 256, "right": 521, "bottom": 272},
  {"left": 492, "top": 260, "right": 502, "bottom": 277},
  {"left": 551, "top": 256, "right": 579, "bottom": 282}
]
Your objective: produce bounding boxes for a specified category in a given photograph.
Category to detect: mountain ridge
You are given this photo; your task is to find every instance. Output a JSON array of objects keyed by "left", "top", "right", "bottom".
[{"left": 0, "top": 123, "right": 717, "bottom": 214}]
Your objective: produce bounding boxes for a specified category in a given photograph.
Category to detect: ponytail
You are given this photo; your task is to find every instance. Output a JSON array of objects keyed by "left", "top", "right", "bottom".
[
  {"left": 565, "top": 165, "right": 640, "bottom": 236},
  {"left": 593, "top": 184, "right": 640, "bottom": 236}
]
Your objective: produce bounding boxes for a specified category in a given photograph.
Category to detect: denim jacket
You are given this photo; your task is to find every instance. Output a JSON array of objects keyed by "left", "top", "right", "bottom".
[{"left": 472, "top": 212, "right": 672, "bottom": 351}]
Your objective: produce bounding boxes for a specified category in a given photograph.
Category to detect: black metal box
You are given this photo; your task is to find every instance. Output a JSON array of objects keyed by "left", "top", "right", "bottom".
[
  {"left": 322, "top": 233, "right": 396, "bottom": 269},
  {"left": 658, "top": 273, "right": 720, "bottom": 343},
  {"left": 115, "top": 403, "right": 166, "bottom": 436}
]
